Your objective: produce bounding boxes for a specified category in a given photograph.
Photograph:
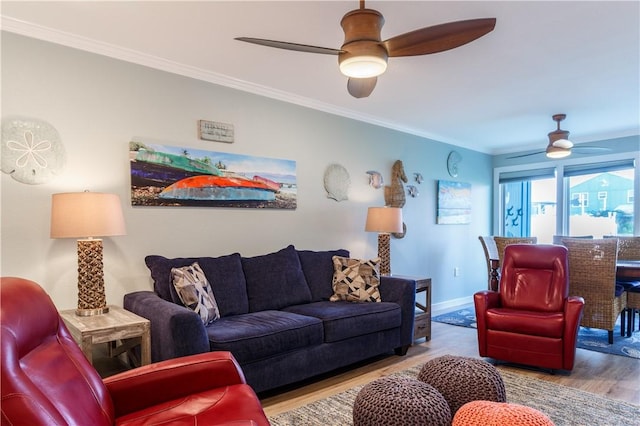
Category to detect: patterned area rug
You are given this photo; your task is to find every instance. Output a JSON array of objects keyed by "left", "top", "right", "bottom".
[
  {"left": 433, "top": 307, "right": 640, "bottom": 359},
  {"left": 269, "top": 365, "right": 640, "bottom": 425}
]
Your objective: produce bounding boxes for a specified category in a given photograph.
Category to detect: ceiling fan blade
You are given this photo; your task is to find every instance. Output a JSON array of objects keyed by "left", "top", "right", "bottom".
[
  {"left": 383, "top": 18, "right": 496, "bottom": 57},
  {"left": 234, "top": 37, "right": 341, "bottom": 55},
  {"left": 506, "top": 150, "right": 545, "bottom": 159},
  {"left": 347, "top": 77, "right": 377, "bottom": 98},
  {"left": 572, "top": 146, "right": 612, "bottom": 154}
]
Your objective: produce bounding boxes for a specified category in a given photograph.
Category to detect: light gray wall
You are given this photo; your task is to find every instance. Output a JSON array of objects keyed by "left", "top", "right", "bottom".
[{"left": 1, "top": 32, "right": 492, "bottom": 311}]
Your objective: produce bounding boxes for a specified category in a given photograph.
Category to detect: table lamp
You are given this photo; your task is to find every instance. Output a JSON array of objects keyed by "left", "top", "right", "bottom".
[
  {"left": 365, "top": 206, "right": 403, "bottom": 276},
  {"left": 50, "top": 191, "right": 126, "bottom": 316}
]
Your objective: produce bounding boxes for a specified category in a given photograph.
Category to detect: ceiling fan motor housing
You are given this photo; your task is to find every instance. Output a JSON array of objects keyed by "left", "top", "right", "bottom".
[
  {"left": 548, "top": 114, "right": 572, "bottom": 148},
  {"left": 339, "top": 8, "right": 389, "bottom": 78}
]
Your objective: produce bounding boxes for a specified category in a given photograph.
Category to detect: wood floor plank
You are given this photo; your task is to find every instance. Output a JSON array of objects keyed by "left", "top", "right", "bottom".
[{"left": 260, "top": 322, "right": 640, "bottom": 417}]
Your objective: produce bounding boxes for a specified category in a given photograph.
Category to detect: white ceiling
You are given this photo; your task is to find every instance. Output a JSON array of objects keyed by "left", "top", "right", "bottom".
[{"left": 2, "top": 1, "right": 639, "bottom": 155}]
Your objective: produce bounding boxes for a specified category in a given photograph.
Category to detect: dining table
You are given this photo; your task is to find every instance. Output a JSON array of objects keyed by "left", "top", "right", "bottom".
[
  {"left": 616, "top": 260, "right": 640, "bottom": 280},
  {"left": 487, "top": 259, "right": 640, "bottom": 291}
]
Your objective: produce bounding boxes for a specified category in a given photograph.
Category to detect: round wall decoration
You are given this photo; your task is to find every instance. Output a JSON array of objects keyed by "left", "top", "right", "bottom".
[
  {"left": 447, "top": 151, "right": 462, "bottom": 178},
  {"left": 1, "top": 118, "right": 66, "bottom": 185},
  {"left": 324, "top": 163, "right": 351, "bottom": 201}
]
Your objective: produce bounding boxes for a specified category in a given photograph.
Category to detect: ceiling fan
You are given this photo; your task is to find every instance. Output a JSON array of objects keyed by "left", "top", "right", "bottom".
[
  {"left": 508, "top": 114, "right": 611, "bottom": 159},
  {"left": 235, "top": 1, "right": 496, "bottom": 98}
]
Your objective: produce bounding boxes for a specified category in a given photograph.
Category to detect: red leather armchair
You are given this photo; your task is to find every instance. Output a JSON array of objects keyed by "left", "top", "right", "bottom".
[
  {"left": 0, "top": 277, "right": 270, "bottom": 426},
  {"left": 474, "top": 244, "right": 584, "bottom": 371}
]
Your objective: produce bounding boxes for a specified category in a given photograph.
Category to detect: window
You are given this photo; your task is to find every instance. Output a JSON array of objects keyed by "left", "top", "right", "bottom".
[
  {"left": 571, "top": 192, "right": 589, "bottom": 209},
  {"left": 565, "top": 160, "right": 635, "bottom": 236},
  {"left": 496, "top": 157, "right": 636, "bottom": 241},
  {"left": 498, "top": 168, "right": 556, "bottom": 242}
]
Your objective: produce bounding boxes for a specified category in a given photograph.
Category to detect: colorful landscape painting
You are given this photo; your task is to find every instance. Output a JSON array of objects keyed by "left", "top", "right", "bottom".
[
  {"left": 437, "top": 180, "right": 471, "bottom": 224},
  {"left": 130, "top": 141, "right": 296, "bottom": 209}
]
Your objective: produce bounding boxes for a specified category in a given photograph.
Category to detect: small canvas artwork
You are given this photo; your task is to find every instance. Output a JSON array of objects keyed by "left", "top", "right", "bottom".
[
  {"left": 437, "top": 180, "right": 471, "bottom": 224},
  {"left": 130, "top": 141, "right": 296, "bottom": 209}
]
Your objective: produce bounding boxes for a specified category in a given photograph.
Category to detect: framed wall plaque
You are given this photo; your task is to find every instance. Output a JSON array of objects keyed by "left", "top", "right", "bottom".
[{"left": 198, "top": 120, "right": 234, "bottom": 143}]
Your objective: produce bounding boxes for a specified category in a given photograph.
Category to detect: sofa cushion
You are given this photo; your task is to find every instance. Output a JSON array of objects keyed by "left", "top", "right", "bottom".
[
  {"left": 283, "top": 301, "right": 401, "bottom": 343},
  {"left": 242, "top": 245, "right": 312, "bottom": 312},
  {"left": 330, "top": 256, "right": 381, "bottom": 302},
  {"left": 206, "top": 310, "right": 323, "bottom": 363},
  {"left": 145, "top": 253, "right": 249, "bottom": 316},
  {"left": 171, "top": 262, "right": 220, "bottom": 325},
  {"left": 297, "top": 248, "right": 350, "bottom": 302}
]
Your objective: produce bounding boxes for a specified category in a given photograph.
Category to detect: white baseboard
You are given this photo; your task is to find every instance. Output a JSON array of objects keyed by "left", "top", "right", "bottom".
[{"left": 432, "top": 296, "right": 473, "bottom": 316}]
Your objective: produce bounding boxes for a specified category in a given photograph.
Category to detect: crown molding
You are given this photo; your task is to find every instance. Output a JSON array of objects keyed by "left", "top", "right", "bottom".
[{"left": 1, "top": 16, "right": 455, "bottom": 146}]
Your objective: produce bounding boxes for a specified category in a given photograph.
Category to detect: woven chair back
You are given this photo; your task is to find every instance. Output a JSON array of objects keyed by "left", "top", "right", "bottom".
[
  {"left": 493, "top": 236, "right": 537, "bottom": 269},
  {"left": 552, "top": 235, "right": 593, "bottom": 245},
  {"left": 479, "top": 236, "right": 498, "bottom": 272},
  {"left": 562, "top": 238, "right": 625, "bottom": 332},
  {"left": 604, "top": 236, "right": 640, "bottom": 260}
]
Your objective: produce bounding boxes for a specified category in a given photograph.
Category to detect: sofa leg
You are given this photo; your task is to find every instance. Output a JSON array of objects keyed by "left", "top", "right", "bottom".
[
  {"left": 395, "top": 345, "right": 410, "bottom": 356},
  {"left": 608, "top": 330, "right": 613, "bottom": 345}
]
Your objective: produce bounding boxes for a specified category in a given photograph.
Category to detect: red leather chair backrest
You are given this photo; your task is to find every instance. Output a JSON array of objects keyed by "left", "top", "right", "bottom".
[
  {"left": 1, "top": 277, "right": 115, "bottom": 426},
  {"left": 499, "top": 244, "right": 569, "bottom": 312}
]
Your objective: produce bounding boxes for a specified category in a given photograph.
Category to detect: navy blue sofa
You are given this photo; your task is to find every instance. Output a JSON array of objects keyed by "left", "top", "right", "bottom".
[{"left": 123, "top": 245, "right": 416, "bottom": 394}]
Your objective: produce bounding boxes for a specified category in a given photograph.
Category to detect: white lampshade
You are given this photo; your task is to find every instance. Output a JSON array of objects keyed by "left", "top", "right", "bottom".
[
  {"left": 365, "top": 207, "right": 403, "bottom": 234},
  {"left": 51, "top": 192, "right": 126, "bottom": 239}
]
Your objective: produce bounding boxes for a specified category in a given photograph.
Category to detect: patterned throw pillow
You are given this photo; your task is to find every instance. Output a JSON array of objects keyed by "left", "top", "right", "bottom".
[
  {"left": 330, "top": 256, "right": 381, "bottom": 302},
  {"left": 171, "top": 262, "right": 220, "bottom": 325}
]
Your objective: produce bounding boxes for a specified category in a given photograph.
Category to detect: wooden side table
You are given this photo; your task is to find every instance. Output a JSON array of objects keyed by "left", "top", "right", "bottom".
[
  {"left": 413, "top": 277, "right": 432, "bottom": 341},
  {"left": 391, "top": 275, "right": 432, "bottom": 342},
  {"left": 59, "top": 305, "right": 151, "bottom": 367}
]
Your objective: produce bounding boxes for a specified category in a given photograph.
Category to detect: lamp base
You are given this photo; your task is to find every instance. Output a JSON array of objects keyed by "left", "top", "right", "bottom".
[
  {"left": 378, "top": 233, "right": 391, "bottom": 276},
  {"left": 76, "top": 306, "right": 109, "bottom": 317},
  {"left": 77, "top": 238, "right": 108, "bottom": 315}
]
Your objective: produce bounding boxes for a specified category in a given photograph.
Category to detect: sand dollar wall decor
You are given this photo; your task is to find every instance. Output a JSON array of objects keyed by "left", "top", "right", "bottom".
[
  {"left": 1, "top": 117, "right": 66, "bottom": 185},
  {"left": 324, "top": 163, "right": 350, "bottom": 201}
]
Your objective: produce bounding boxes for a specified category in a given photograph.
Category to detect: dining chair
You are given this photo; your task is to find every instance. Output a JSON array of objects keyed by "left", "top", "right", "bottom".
[
  {"left": 493, "top": 236, "right": 537, "bottom": 277},
  {"left": 552, "top": 235, "right": 593, "bottom": 245},
  {"left": 478, "top": 236, "right": 499, "bottom": 290},
  {"left": 626, "top": 289, "right": 640, "bottom": 337},
  {"left": 612, "top": 236, "right": 640, "bottom": 261},
  {"left": 562, "top": 238, "right": 627, "bottom": 344},
  {"left": 607, "top": 236, "right": 640, "bottom": 336}
]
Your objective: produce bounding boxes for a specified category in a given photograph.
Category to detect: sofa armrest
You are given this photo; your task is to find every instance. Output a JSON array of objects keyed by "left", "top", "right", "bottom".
[
  {"left": 104, "top": 351, "right": 246, "bottom": 418},
  {"left": 562, "top": 295, "right": 585, "bottom": 369},
  {"left": 123, "top": 291, "right": 209, "bottom": 362},
  {"left": 379, "top": 276, "right": 416, "bottom": 350}
]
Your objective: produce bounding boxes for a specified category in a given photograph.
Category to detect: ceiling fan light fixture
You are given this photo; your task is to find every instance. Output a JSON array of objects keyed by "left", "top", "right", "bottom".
[
  {"left": 339, "top": 55, "right": 388, "bottom": 78},
  {"left": 546, "top": 145, "right": 571, "bottom": 159},
  {"left": 339, "top": 41, "right": 388, "bottom": 78}
]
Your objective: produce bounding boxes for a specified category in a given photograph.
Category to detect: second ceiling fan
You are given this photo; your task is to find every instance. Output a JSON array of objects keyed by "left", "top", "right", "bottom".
[
  {"left": 235, "top": 1, "right": 496, "bottom": 98},
  {"left": 509, "top": 114, "right": 611, "bottom": 159}
]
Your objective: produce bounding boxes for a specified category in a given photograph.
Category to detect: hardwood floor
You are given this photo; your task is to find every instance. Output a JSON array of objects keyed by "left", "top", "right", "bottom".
[{"left": 260, "top": 321, "right": 640, "bottom": 417}]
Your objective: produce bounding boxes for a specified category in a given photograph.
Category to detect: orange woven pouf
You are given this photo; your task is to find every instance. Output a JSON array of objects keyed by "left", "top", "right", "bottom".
[{"left": 452, "top": 401, "right": 555, "bottom": 426}]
